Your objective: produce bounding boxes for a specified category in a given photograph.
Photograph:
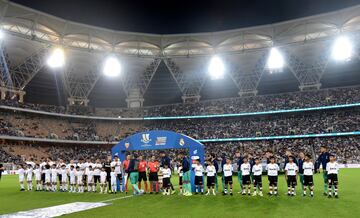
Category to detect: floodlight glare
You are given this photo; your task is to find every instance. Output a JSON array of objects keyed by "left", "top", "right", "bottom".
[
  {"left": 332, "top": 36, "right": 353, "bottom": 61},
  {"left": 103, "top": 56, "right": 121, "bottom": 77},
  {"left": 47, "top": 48, "right": 65, "bottom": 68},
  {"left": 267, "top": 47, "right": 284, "bottom": 71},
  {"left": 208, "top": 56, "right": 225, "bottom": 80},
  {"left": 0, "top": 30, "right": 4, "bottom": 40}
]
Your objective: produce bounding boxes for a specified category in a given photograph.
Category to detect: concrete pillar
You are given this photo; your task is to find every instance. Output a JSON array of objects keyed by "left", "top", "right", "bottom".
[
  {"left": 238, "top": 90, "right": 258, "bottom": 97},
  {"left": 181, "top": 95, "right": 201, "bottom": 104},
  {"left": 299, "top": 83, "right": 321, "bottom": 91},
  {"left": 126, "top": 88, "right": 144, "bottom": 108},
  {"left": 0, "top": 87, "right": 6, "bottom": 100},
  {"left": 68, "top": 97, "right": 90, "bottom": 106},
  {"left": 18, "top": 90, "right": 25, "bottom": 103}
]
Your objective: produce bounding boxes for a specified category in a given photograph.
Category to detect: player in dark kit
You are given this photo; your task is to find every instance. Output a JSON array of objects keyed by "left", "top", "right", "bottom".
[
  {"left": 103, "top": 156, "right": 112, "bottom": 193},
  {"left": 315, "top": 146, "right": 330, "bottom": 195}
]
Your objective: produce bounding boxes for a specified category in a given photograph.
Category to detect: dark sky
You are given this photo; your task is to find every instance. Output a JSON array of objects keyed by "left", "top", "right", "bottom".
[{"left": 11, "top": 0, "right": 360, "bottom": 34}]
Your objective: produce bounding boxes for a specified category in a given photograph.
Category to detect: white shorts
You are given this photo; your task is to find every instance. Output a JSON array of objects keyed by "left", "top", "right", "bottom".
[
  {"left": 35, "top": 175, "right": 41, "bottom": 181},
  {"left": 45, "top": 177, "right": 51, "bottom": 183},
  {"left": 19, "top": 176, "right": 24, "bottom": 182},
  {"left": 61, "top": 177, "right": 68, "bottom": 183},
  {"left": 27, "top": 177, "right": 32, "bottom": 182},
  {"left": 77, "top": 178, "right": 83, "bottom": 185},
  {"left": 51, "top": 177, "right": 57, "bottom": 183},
  {"left": 100, "top": 178, "right": 106, "bottom": 184},
  {"left": 70, "top": 178, "right": 76, "bottom": 185},
  {"left": 111, "top": 180, "right": 116, "bottom": 186},
  {"left": 87, "top": 177, "right": 94, "bottom": 183}
]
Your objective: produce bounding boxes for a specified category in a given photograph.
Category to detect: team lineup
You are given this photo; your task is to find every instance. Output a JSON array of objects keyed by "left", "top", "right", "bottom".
[{"left": 16, "top": 146, "right": 340, "bottom": 198}]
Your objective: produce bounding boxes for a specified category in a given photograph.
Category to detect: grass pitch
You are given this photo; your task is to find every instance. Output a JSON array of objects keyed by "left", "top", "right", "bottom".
[{"left": 0, "top": 169, "right": 360, "bottom": 218}]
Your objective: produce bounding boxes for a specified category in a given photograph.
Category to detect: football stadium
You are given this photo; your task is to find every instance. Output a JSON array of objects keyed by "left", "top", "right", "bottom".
[{"left": 0, "top": 0, "right": 360, "bottom": 217}]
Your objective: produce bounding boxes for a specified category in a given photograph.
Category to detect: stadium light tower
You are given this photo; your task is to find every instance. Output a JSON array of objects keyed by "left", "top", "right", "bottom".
[
  {"left": 103, "top": 56, "right": 121, "bottom": 77},
  {"left": 267, "top": 47, "right": 284, "bottom": 73},
  {"left": 331, "top": 36, "right": 353, "bottom": 62},
  {"left": 208, "top": 56, "right": 225, "bottom": 80},
  {"left": 47, "top": 47, "right": 65, "bottom": 68}
]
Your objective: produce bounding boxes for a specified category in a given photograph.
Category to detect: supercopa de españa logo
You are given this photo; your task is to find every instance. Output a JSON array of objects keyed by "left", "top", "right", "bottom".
[
  {"left": 141, "top": 133, "right": 152, "bottom": 146},
  {"left": 179, "top": 138, "right": 185, "bottom": 146}
]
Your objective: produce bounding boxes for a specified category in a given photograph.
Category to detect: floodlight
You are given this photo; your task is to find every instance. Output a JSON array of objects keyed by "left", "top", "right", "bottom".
[
  {"left": 332, "top": 36, "right": 353, "bottom": 61},
  {"left": 103, "top": 56, "right": 121, "bottom": 77},
  {"left": 47, "top": 48, "right": 65, "bottom": 68},
  {"left": 267, "top": 47, "right": 284, "bottom": 71},
  {"left": 0, "top": 30, "right": 4, "bottom": 40},
  {"left": 208, "top": 56, "right": 225, "bottom": 80}
]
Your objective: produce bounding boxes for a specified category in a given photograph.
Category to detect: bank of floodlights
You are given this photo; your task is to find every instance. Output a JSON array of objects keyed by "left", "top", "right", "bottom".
[
  {"left": 267, "top": 47, "right": 284, "bottom": 73},
  {"left": 47, "top": 47, "right": 65, "bottom": 68},
  {"left": 331, "top": 35, "right": 353, "bottom": 62},
  {"left": 103, "top": 55, "right": 121, "bottom": 77},
  {"left": 208, "top": 56, "right": 225, "bottom": 80}
]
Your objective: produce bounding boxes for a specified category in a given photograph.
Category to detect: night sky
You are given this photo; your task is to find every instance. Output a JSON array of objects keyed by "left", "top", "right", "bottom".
[{"left": 11, "top": 0, "right": 360, "bottom": 34}]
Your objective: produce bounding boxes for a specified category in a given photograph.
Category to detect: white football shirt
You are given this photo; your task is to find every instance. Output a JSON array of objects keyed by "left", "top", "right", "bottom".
[
  {"left": 326, "top": 162, "right": 339, "bottom": 175},
  {"left": 285, "top": 163, "right": 298, "bottom": 176},
  {"left": 162, "top": 168, "right": 171, "bottom": 178},
  {"left": 223, "top": 164, "right": 233, "bottom": 177},
  {"left": 252, "top": 164, "right": 262, "bottom": 176},
  {"left": 303, "top": 162, "right": 314, "bottom": 176},
  {"left": 206, "top": 165, "right": 216, "bottom": 177},
  {"left": 194, "top": 165, "right": 204, "bottom": 176},
  {"left": 240, "top": 163, "right": 251, "bottom": 176},
  {"left": 266, "top": 163, "right": 280, "bottom": 176}
]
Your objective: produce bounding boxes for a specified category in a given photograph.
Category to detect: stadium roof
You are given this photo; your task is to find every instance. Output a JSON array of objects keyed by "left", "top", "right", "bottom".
[
  {"left": 0, "top": 0, "right": 360, "bottom": 107},
  {"left": 10, "top": 0, "right": 360, "bottom": 34}
]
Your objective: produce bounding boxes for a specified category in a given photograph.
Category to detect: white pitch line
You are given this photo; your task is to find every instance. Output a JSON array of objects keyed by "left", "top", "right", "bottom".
[{"left": 100, "top": 195, "right": 134, "bottom": 203}]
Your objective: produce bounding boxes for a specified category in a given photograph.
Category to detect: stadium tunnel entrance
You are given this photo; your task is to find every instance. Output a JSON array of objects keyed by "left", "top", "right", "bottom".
[{"left": 112, "top": 130, "right": 205, "bottom": 192}]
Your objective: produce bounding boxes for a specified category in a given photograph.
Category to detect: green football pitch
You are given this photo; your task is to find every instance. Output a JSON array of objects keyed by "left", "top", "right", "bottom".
[{"left": 1, "top": 169, "right": 360, "bottom": 218}]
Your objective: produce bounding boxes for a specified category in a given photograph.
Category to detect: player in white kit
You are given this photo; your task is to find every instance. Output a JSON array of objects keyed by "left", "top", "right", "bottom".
[
  {"left": 18, "top": 165, "right": 25, "bottom": 191},
  {"left": 285, "top": 156, "right": 298, "bottom": 196},
  {"left": 44, "top": 165, "right": 51, "bottom": 191},
  {"left": 205, "top": 160, "right": 216, "bottom": 195},
  {"left": 303, "top": 154, "right": 315, "bottom": 197},
  {"left": 194, "top": 159, "right": 204, "bottom": 194},
  {"left": 326, "top": 154, "right": 339, "bottom": 198},
  {"left": 240, "top": 158, "right": 252, "bottom": 195},
  {"left": 34, "top": 164, "right": 42, "bottom": 191},
  {"left": 266, "top": 156, "right": 280, "bottom": 196},
  {"left": 69, "top": 165, "right": 77, "bottom": 193},
  {"left": 87, "top": 165, "right": 95, "bottom": 192},
  {"left": 51, "top": 164, "right": 58, "bottom": 192},
  {"left": 110, "top": 167, "right": 117, "bottom": 194},
  {"left": 26, "top": 164, "right": 33, "bottom": 191},
  {"left": 60, "top": 164, "right": 68, "bottom": 192},
  {"left": 76, "top": 166, "right": 85, "bottom": 193},
  {"left": 223, "top": 158, "right": 234, "bottom": 196},
  {"left": 100, "top": 168, "right": 108, "bottom": 194},
  {"left": 252, "top": 158, "right": 263, "bottom": 196}
]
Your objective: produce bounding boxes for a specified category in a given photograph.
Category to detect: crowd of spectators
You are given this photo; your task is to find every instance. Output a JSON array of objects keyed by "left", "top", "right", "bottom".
[
  {"left": 1, "top": 85, "right": 360, "bottom": 118},
  {"left": 2, "top": 136, "right": 357, "bottom": 168},
  {"left": 144, "top": 109, "right": 360, "bottom": 139},
  {"left": 0, "top": 107, "right": 359, "bottom": 142},
  {"left": 0, "top": 85, "right": 359, "bottom": 166}
]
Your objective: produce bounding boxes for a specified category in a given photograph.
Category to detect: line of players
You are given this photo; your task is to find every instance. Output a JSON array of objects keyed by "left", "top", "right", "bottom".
[
  {"left": 17, "top": 159, "right": 116, "bottom": 194},
  {"left": 16, "top": 146, "right": 340, "bottom": 198},
  {"left": 188, "top": 147, "right": 340, "bottom": 198}
]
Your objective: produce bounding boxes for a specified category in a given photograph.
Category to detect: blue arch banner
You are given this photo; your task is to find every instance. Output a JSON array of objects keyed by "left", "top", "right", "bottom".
[{"left": 112, "top": 130, "right": 205, "bottom": 192}]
